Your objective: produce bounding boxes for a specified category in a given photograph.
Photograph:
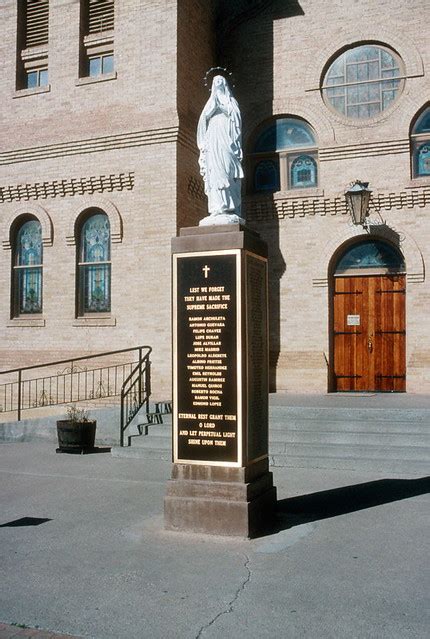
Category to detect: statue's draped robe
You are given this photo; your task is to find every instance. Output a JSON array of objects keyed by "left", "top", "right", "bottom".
[{"left": 197, "top": 84, "right": 244, "bottom": 217}]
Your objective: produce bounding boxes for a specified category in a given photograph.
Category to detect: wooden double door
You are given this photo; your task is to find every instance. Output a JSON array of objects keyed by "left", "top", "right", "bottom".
[{"left": 333, "top": 274, "right": 406, "bottom": 392}]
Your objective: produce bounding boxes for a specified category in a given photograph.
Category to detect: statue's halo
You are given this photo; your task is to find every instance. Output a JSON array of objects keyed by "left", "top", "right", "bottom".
[{"left": 204, "top": 67, "right": 235, "bottom": 89}]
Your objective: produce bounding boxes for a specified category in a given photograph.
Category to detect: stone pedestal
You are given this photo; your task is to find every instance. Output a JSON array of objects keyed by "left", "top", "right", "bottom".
[{"left": 164, "top": 224, "right": 276, "bottom": 538}]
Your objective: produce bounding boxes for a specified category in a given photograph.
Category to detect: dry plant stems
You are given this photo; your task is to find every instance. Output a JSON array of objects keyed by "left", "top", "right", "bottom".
[{"left": 66, "top": 404, "right": 90, "bottom": 424}]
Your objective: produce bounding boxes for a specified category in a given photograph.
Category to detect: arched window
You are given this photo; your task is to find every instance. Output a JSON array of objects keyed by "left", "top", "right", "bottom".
[
  {"left": 250, "top": 117, "right": 318, "bottom": 192},
  {"left": 290, "top": 155, "right": 318, "bottom": 188},
  {"left": 411, "top": 105, "right": 430, "bottom": 178},
  {"left": 13, "top": 218, "right": 43, "bottom": 315},
  {"left": 335, "top": 239, "right": 405, "bottom": 275},
  {"left": 322, "top": 44, "right": 404, "bottom": 120},
  {"left": 254, "top": 159, "right": 280, "bottom": 191},
  {"left": 77, "top": 211, "right": 111, "bottom": 314}
]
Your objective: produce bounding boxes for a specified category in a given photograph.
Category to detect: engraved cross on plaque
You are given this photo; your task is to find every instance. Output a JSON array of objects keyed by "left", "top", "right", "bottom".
[{"left": 202, "top": 265, "right": 210, "bottom": 279}]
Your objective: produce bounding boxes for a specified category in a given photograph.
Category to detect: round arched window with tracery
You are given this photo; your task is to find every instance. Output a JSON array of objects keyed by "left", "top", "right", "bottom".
[{"left": 322, "top": 44, "right": 404, "bottom": 120}]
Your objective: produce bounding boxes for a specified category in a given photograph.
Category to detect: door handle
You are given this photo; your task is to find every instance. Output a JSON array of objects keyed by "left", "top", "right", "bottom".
[{"left": 367, "top": 335, "right": 373, "bottom": 353}]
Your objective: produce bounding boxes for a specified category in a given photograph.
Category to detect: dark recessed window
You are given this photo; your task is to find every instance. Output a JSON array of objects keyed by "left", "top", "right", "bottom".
[
  {"left": 77, "top": 212, "right": 111, "bottom": 314},
  {"left": 250, "top": 117, "right": 318, "bottom": 192},
  {"left": 322, "top": 44, "right": 404, "bottom": 120},
  {"left": 80, "top": 1, "right": 115, "bottom": 79},
  {"left": 411, "top": 106, "right": 430, "bottom": 178},
  {"left": 254, "top": 159, "right": 280, "bottom": 191},
  {"left": 16, "top": 1, "right": 50, "bottom": 90},
  {"left": 13, "top": 218, "right": 43, "bottom": 316}
]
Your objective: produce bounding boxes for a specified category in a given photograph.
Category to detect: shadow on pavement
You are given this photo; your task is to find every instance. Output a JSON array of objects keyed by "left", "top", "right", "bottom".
[
  {"left": 275, "top": 476, "right": 430, "bottom": 530},
  {"left": 0, "top": 517, "right": 52, "bottom": 528},
  {"left": 55, "top": 446, "right": 111, "bottom": 455}
]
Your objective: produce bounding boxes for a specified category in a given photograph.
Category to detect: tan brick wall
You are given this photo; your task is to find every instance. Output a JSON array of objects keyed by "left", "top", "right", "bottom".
[
  {"left": 226, "top": 0, "right": 430, "bottom": 392},
  {"left": 1, "top": 0, "right": 429, "bottom": 399},
  {"left": 0, "top": 1, "right": 181, "bottom": 399}
]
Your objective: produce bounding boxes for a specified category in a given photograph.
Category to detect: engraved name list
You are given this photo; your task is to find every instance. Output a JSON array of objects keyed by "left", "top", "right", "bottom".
[{"left": 174, "top": 253, "right": 239, "bottom": 464}]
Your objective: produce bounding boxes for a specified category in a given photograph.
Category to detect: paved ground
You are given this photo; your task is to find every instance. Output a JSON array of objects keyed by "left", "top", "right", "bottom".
[
  {"left": 0, "top": 621, "right": 81, "bottom": 638},
  {"left": 0, "top": 441, "right": 429, "bottom": 639}
]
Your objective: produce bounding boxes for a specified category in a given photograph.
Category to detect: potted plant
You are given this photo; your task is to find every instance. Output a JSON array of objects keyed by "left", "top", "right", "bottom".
[{"left": 56, "top": 405, "right": 97, "bottom": 454}]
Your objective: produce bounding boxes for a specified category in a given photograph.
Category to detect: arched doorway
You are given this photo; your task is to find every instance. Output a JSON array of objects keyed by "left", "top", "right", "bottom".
[{"left": 331, "top": 239, "right": 406, "bottom": 392}]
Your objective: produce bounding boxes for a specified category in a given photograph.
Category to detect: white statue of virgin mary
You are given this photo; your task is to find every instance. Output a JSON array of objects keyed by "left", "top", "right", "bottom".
[{"left": 197, "top": 75, "right": 244, "bottom": 225}]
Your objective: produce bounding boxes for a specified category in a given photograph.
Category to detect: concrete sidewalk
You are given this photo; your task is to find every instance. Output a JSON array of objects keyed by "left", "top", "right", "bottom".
[{"left": 0, "top": 442, "right": 429, "bottom": 639}]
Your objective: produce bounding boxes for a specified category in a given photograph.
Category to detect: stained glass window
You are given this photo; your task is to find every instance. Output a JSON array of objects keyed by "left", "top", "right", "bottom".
[
  {"left": 335, "top": 240, "right": 405, "bottom": 274},
  {"left": 254, "top": 119, "right": 316, "bottom": 153},
  {"left": 416, "top": 143, "right": 430, "bottom": 176},
  {"left": 254, "top": 160, "right": 280, "bottom": 191},
  {"left": 13, "top": 219, "right": 43, "bottom": 314},
  {"left": 290, "top": 155, "right": 317, "bottom": 188},
  {"left": 323, "top": 45, "right": 404, "bottom": 119},
  {"left": 411, "top": 106, "right": 430, "bottom": 178},
  {"left": 412, "top": 107, "right": 430, "bottom": 134},
  {"left": 78, "top": 212, "right": 111, "bottom": 314},
  {"left": 251, "top": 117, "right": 318, "bottom": 192}
]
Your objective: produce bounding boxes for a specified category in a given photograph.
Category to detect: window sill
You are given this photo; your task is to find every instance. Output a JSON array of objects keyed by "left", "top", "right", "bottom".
[
  {"left": 275, "top": 187, "right": 324, "bottom": 199},
  {"left": 13, "top": 85, "right": 51, "bottom": 99},
  {"left": 75, "top": 72, "right": 117, "bottom": 87},
  {"left": 73, "top": 317, "right": 116, "bottom": 327},
  {"left": 405, "top": 177, "right": 430, "bottom": 188},
  {"left": 7, "top": 318, "right": 46, "bottom": 327}
]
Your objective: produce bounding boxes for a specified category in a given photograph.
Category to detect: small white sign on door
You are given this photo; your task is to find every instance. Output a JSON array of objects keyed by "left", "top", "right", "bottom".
[{"left": 347, "top": 314, "right": 360, "bottom": 326}]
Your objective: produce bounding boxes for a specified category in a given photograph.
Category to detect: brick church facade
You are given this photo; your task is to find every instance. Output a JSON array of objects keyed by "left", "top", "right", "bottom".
[{"left": 1, "top": 0, "right": 429, "bottom": 396}]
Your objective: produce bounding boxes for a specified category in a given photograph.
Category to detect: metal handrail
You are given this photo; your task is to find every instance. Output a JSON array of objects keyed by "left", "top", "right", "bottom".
[
  {"left": 0, "top": 346, "right": 152, "bottom": 423},
  {"left": 1, "top": 345, "right": 149, "bottom": 375},
  {"left": 120, "top": 348, "right": 152, "bottom": 447}
]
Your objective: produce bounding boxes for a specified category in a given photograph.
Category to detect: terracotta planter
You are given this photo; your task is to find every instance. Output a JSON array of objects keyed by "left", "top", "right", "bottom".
[{"left": 56, "top": 420, "right": 97, "bottom": 453}]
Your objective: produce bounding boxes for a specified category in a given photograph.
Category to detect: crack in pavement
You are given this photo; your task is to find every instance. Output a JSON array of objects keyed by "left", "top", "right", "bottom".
[{"left": 195, "top": 553, "right": 251, "bottom": 639}]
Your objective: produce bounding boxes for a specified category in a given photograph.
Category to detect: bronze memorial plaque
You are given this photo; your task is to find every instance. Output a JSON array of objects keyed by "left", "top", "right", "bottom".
[{"left": 173, "top": 250, "right": 241, "bottom": 466}]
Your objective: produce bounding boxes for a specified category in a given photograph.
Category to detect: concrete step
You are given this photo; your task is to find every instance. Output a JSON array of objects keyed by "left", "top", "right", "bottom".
[
  {"left": 136, "top": 422, "right": 172, "bottom": 437},
  {"left": 128, "top": 427, "right": 429, "bottom": 448},
  {"left": 111, "top": 445, "right": 171, "bottom": 461},
  {"left": 111, "top": 444, "right": 430, "bottom": 473},
  {"left": 133, "top": 438, "right": 430, "bottom": 461},
  {"left": 128, "top": 434, "right": 171, "bottom": 449},
  {"left": 268, "top": 442, "right": 430, "bottom": 461},
  {"left": 269, "top": 454, "right": 430, "bottom": 474},
  {"left": 268, "top": 430, "right": 430, "bottom": 446},
  {"left": 116, "top": 403, "right": 430, "bottom": 472},
  {"left": 269, "top": 406, "right": 430, "bottom": 423},
  {"left": 269, "top": 419, "right": 430, "bottom": 434}
]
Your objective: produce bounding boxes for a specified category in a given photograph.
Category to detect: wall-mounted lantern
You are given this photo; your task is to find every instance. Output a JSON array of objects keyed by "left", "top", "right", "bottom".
[{"left": 345, "top": 180, "right": 372, "bottom": 226}]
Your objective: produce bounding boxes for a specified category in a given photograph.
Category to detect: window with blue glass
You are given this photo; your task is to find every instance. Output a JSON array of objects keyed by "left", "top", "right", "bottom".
[
  {"left": 335, "top": 240, "right": 405, "bottom": 274},
  {"left": 89, "top": 54, "right": 114, "bottom": 77},
  {"left": 411, "top": 106, "right": 430, "bottom": 178},
  {"left": 13, "top": 218, "right": 43, "bottom": 315},
  {"left": 323, "top": 44, "right": 404, "bottom": 120},
  {"left": 26, "top": 68, "right": 49, "bottom": 89},
  {"left": 250, "top": 117, "right": 318, "bottom": 192},
  {"left": 78, "top": 212, "right": 111, "bottom": 314},
  {"left": 290, "top": 155, "right": 318, "bottom": 189}
]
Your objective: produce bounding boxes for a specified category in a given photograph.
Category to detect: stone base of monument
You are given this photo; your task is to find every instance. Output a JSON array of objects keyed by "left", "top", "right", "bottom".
[{"left": 164, "top": 459, "right": 277, "bottom": 538}]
